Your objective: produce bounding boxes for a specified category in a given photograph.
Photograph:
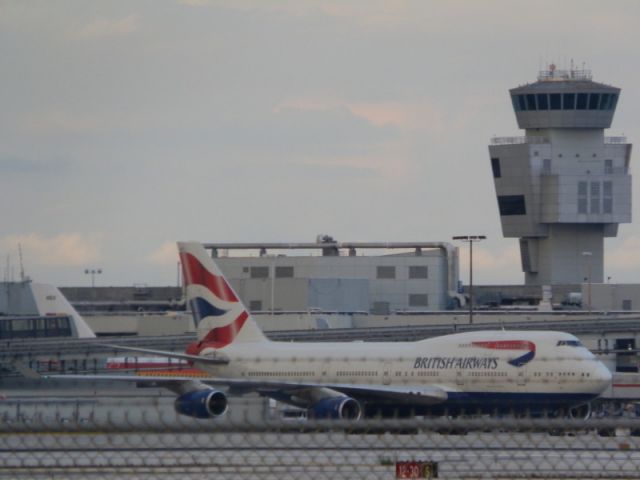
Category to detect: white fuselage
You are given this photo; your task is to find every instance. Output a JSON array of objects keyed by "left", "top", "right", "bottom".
[{"left": 194, "top": 330, "right": 611, "bottom": 407}]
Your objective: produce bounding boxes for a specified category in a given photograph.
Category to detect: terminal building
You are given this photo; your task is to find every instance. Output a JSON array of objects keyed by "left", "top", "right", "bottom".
[
  {"left": 209, "top": 237, "right": 463, "bottom": 315},
  {"left": 489, "top": 65, "right": 632, "bottom": 286}
]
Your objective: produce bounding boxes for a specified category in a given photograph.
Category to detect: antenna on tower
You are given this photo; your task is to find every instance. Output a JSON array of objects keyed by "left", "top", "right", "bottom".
[{"left": 18, "top": 243, "right": 25, "bottom": 282}]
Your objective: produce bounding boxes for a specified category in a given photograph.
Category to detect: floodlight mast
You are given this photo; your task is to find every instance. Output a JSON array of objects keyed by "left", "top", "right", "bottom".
[{"left": 452, "top": 236, "right": 486, "bottom": 324}]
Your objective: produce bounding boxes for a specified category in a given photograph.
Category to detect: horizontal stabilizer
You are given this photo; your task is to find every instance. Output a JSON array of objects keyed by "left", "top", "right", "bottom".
[{"left": 99, "top": 344, "right": 229, "bottom": 365}]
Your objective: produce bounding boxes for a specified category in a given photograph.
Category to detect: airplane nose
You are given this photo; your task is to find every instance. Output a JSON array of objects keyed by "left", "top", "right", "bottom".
[{"left": 594, "top": 363, "right": 612, "bottom": 392}]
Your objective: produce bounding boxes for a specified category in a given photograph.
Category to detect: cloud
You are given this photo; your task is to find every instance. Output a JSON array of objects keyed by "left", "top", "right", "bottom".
[
  {"left": 607, "top": 236, "right": 640, "bottom": 271},
  {"left": 1, "top": 233, "right": 102, "bottom": 267},
  {"left": 147, "top": 241, "right": 178, "bottom": 266},
  {"left": 75, "top": 14, "right": 139, "bottom": 39},
  {"left": 20, "top": 110, "right": 102, "bottom": 134},
  {"left": 471, "top": 245, "right": 521, "bottom": 271}
]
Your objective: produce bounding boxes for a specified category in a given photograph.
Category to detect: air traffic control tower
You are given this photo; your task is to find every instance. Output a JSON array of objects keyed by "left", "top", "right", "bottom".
[{"left": 489, "top": 65, "right": 632, "bottom": 285}]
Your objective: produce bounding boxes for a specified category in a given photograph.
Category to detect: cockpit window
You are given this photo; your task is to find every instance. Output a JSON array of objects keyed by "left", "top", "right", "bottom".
[{"left": 557, "top": 340, "right": 583, "bottom": 347}]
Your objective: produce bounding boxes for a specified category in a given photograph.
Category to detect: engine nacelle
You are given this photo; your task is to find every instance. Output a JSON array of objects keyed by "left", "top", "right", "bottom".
[
  {"left": 308, "top": 396, "right": 362, "bottom": 420},
  {"left": 174, "top": 389, "right": 228, "bottom": 419},
  {"left": 569, "top": 402, "right": 592, "bottom": 420}
]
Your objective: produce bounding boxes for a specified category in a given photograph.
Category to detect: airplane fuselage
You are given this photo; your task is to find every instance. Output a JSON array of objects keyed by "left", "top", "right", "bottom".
[{"left": 195, "top": 330, "right": 611, "bottom": 415}]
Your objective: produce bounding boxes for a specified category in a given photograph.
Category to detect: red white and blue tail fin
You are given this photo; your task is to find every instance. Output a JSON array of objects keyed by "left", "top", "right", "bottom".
[{"left": 178, "top": 242, "right": 268, "bottom": 347}]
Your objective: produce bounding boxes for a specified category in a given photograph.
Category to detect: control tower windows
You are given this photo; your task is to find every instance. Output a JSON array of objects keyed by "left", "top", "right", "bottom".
[
  {"left": 588, "top": 93, "right": 600, "bottom": 110},
  {"left": 498, "top": 195, "right": 526, "bottom": 216},
  {"left": 536, "top": 94, "right": 548, "bottom": 110},
  {"left": 578, "top": 181, "right": 588, "bottom": 214},
  {"left": 511, "top": 95, "right": 520, "bottom": 111},
  {"left": 603, "top": 181, "right": 613, "bottom": 214},
  {"left": 526, "top": 94, "right": 536, "bottom": 110},
  {"left": 610, "top": 93, "right": 618, "bottom": 110},
  {"left": 517, "top": 95, "right": 527, "bottom": 111},
  {"left": 599, "top": 93, "right": 611, "bottom": 110},
  {"left": 549, "top": 94, "right": 561, "bottom": 110},
  {"left": 576, "top": 93, "right": 588, "bottom": 110},
  {"left": 590, "top": 182, "right": 600, "bottom": 214},
  {"left": 563, "top": 93, "right": 575, "bottom": 110},
  {"left": 491, "top": 157, "right": 501, "bottom": 178}
]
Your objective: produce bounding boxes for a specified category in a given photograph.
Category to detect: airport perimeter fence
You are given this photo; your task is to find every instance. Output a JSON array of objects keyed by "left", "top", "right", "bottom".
[{"left": 2, "top": 397, "right": 640, "bottom": 479}]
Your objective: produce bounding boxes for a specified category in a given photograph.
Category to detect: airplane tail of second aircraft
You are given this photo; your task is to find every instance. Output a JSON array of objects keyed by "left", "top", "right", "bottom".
[{"left": 178, "top": 241, "right": 269, "bottom": 348}]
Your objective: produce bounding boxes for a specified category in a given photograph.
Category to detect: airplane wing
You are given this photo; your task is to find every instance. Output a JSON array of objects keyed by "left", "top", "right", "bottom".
[
  {"left": 98, "top": 344, "right": 230, "bottom": 365},
  {"left": 45, "top": 373, "right": 449, "bottom": 405}
]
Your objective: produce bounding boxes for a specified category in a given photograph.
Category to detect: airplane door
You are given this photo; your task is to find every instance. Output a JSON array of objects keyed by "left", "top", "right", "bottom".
[
  {"left": 456, "top": 370, "right": 464, "bottom": 387},
  {"left": 382, "top": 361, "right": 391, "bottom": 385},
  {"left": 517, "top": 367, "right": 527, "bottom": 387}
]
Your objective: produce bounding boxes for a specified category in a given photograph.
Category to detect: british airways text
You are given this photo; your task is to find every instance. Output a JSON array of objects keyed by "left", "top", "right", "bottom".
[{"left": 413, "top": 357, "right": 499, "bottom": 370}]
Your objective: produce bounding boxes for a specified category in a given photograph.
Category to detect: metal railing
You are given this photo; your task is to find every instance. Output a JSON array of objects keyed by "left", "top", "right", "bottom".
[
  {"left": 1, "top": 397, "right": 640, "bottom": 479},
  {"left": 491, "top": 136, "right": 628, "bottom": 146}
]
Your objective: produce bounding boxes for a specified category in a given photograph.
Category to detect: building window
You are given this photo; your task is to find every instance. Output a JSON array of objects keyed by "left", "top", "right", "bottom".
[
  {"left": 610, "top": 94, "right": 619, "bottom": 110},
  {"left": 590, "top": 182, "right": 600, "bottom": 214},
  {"left": 497, "top": 195, "right": 526, "bottom": 216},
  {"left": 604, "top": 159, "right": 613, "bottom": 174},
  {"left": 371, "top": 302, "right": 390, "bottom": 315},
  {"left": 563, "top": 93, "right": 575, "bottom": 109},
  {"left": 542, "top": 158, "right": 551, "bottom": 175},
  {"left": 599, "top": 93, "right": 610, "bottom": 110},
  {"left": 518, "top": 95, "right": 527, "bottom": 111},
  {"left": 603, "top": 181, "right": 613, "bottom": 214},
  {"left": 511, "top": 95, "right": 520, "bottom": 111},
  {"left": 491, "top": 157, "right": 501, "bottom": 178},
  {"left": 588, "top": 93, "right": 600, "bottom": 110},
  {"left": 376, "top": 266, "right": 396, "bottom": 279},
  {"left": 526, "top": 94, "right": 536, "bottom": 110},
  {"left": 275, "top": 266, "right": 294, "bottom": 278},
  {"left": 409, "top": 294, "right": 429, "bottom": 307},
  {"left": 536, "top": 94, "right": 548, "bottom": 110},
  {"left": 250, "top": 266, "right": 269, "bottom": 279},
  {"left": 549, "top": 93, "right": 561, "bottom": 110},
  {"left": 576, "top": 93, "right": 588, "bottom": 110},
  {"left": 578, "top": 181, "right": 588, "bottom": 214},
  {"left": 623, "top": 300, "right": 632, "bottom": 311},
  {"left": 409, "top": 266, "right": 429, "bottom": 279},
  {"left": 249, "top": 300, "right": 263, "bottom": 311}
]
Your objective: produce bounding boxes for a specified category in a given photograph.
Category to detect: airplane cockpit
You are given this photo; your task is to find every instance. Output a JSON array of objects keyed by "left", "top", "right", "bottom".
[{"left": 556, "top": 340, "right": 584, "bottom": 347}]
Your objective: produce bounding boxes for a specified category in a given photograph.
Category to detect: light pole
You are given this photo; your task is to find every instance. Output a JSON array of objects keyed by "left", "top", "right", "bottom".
[
  {"left": 453, "top": 235, "right": 486, "bottom": 324},
  {"left": 84, "top": 268, "right": 102, "bottom": 288},
  {"left": 582, "top": 251, "right": 592, "bottom": 313}
]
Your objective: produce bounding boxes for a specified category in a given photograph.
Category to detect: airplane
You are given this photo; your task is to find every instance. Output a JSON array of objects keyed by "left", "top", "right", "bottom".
[{"left": 48, "top": 241, "right": 612, "bottom": 420}]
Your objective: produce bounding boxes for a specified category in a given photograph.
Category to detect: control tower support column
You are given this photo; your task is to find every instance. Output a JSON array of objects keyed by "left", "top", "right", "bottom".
[{"left": 489, "top": 66, "right": 632, "bottom": 285}]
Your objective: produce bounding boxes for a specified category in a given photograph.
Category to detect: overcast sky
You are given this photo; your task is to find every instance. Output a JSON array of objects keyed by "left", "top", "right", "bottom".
[{"left": 1, "top": 0, "right": 639, "bottom": 287}]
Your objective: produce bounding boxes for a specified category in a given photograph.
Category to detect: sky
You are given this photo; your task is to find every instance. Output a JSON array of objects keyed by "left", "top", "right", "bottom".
[{"left": 1, "top": 0, "right": 640, "bottom": 287}]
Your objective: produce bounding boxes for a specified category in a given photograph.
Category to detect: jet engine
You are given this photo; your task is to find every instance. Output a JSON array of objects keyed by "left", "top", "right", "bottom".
[
  {"left": 174, "top": 389, "right": 228, "bottom": 419},
  {"left": 569, "top": 402, "right": 592, "bottom": 420},
  {"left": 308, "top": 396, "right": 362, "bottom": 420}
]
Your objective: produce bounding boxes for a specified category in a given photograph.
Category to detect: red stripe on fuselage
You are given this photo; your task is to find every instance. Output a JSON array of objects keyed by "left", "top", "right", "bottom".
[
  {"left": 180, "top": 252, "right": 238, "bottom": 303},
  {"left": 472, "top": 340, "right": 536, "bottom": 352}
]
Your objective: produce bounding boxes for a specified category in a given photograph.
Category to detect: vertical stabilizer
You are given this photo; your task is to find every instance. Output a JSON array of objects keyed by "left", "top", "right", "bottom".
[
  {"left": 30, "top": 283, "right": 96, "bottom": 338},
  {"left": 178, "top": 241, "right": 268, "bottom": 346}
]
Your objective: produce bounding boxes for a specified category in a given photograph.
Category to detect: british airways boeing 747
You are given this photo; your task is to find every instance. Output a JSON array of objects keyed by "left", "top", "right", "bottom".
[{"left": 51, "top": 242, "right": 612, "bottom": 420}]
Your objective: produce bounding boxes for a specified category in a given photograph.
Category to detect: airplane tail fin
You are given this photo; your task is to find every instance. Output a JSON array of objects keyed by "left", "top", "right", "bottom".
[{"left": 178, "top": 241, "right": 268, "bottom": 347}]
